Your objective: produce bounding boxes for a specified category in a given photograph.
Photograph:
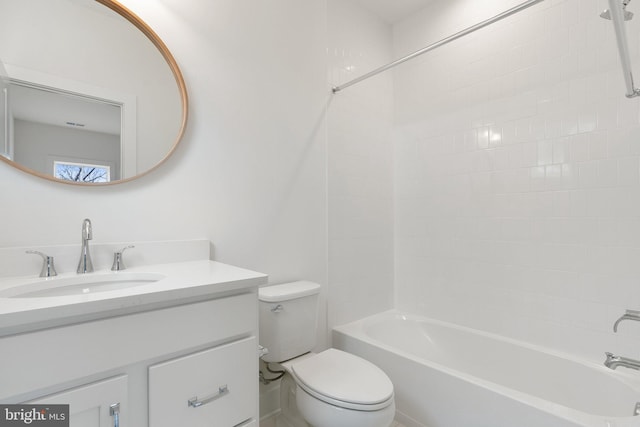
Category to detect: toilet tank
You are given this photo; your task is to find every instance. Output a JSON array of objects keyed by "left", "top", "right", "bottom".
[{"left": 259, "top": 281, "right": 321, "bottom": 363}]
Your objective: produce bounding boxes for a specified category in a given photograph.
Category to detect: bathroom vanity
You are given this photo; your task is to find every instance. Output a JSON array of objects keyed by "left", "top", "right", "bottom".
[{"left": 0, "top": 258, "right": 267, "bottom": 427}]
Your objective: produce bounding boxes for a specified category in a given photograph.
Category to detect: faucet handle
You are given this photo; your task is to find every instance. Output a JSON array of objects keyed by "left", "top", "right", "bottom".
[
  {"left": 26, "top": 250, "right": 57, "bottom": 277},
  {"left": 111, "top": 245, "right": 134, "bottom": 271},
  {"left": 613, "top": 309, "right": 640, "bottom": 332}
]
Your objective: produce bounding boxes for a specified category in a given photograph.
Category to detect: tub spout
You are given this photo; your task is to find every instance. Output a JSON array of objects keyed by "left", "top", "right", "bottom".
[{"left": 604, "top": 352, "right": 640, "bottom": 370}]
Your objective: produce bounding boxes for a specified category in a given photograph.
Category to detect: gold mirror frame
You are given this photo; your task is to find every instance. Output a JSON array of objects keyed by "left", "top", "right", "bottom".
[{"left": 0, "top": 0, "right": 188, "bottom": 186}]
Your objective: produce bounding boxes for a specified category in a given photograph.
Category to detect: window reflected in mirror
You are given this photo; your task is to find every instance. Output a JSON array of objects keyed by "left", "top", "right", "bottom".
[{"left": 54, "top": 161, "right": 111, "bottom": 183}]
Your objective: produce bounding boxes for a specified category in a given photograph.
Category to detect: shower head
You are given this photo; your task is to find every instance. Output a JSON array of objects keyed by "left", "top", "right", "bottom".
[
  {"left": 601, "top": 0, "right": 634, "bottom": 20},
  {"left": 601, "top": 8, "right": 634, "bottom": 20}
]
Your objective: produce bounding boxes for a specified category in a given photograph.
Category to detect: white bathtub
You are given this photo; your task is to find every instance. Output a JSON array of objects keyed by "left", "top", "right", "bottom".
[{"left": 333, "top": 310, "right": 640, "bottom": 427}]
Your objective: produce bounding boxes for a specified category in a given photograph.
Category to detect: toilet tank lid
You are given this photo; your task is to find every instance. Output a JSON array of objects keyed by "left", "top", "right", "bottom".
[{"left": 258, "top": 281, "right": 321, "bottom": 302}]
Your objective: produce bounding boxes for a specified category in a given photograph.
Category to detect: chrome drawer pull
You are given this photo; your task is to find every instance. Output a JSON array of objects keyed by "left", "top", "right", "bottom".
[{"left": 188, "top": 385, "right": 229, "bottom": 408}]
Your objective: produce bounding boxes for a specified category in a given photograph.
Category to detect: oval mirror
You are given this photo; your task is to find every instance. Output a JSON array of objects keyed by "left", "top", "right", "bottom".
[{"left": 0, "top": 0, "right": 188, "bottom": 185}]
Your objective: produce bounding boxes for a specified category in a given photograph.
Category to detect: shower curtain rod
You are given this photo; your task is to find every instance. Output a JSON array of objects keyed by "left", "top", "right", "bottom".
[
  {"left": 606, "top": 0, "right": 640, "bottom": 98},
  {"left": 332, "top": 0, "right": 545, "bottom": 94}
]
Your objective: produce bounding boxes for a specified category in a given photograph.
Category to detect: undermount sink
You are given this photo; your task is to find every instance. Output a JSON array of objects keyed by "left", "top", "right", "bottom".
[{"left": 0, "top": 272, "right": 166, "bottom": 298}]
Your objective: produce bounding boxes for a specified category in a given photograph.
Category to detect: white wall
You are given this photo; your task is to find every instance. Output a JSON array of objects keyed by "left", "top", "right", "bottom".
[
  {"left": 394, "top": 0, "right": 640, "bottom": 362},
  {"left": 327, "top": 0, "right": 395, "bottom": 330},
  {"left": 0, "top": 1, "right": 328, "bottom": 296}
]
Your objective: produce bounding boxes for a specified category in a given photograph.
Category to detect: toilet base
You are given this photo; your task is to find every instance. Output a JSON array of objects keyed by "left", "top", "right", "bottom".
[{"left": 278, "top": 373, "right": 310, "bottom": 427}]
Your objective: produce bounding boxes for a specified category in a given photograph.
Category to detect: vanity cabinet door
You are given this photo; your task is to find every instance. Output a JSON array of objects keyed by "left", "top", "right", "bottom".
[
  {"left": 29, "top": 375, "right": 127, "bottom": 427},
  {"left": 149, "top": 336, "right": 257, "bottom": 427}
]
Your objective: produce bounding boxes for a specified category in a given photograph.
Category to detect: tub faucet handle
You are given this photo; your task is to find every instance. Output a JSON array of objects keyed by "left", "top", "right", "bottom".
[
  {"left": 613, "top": 309, "right": 640, "bottom": 332},
  {"left": 111, "top": 245, "right": 134, "bottom": 271},
  {"left": 26, "top": 250, "right": 57, "bottom": 278}
]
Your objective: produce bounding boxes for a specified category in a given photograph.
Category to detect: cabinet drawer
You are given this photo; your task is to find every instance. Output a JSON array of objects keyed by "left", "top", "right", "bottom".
[
  {"left": 149, "top": 336, "right": 257, "bottom": 427},
  {"left": 30, "top": 375, "right": 127, "bottom": 427}
]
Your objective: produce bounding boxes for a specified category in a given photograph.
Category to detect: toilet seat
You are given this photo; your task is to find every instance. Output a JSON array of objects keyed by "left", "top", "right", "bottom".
[{"left": 290, "top": 349, "right": 394, "bottom": 411}]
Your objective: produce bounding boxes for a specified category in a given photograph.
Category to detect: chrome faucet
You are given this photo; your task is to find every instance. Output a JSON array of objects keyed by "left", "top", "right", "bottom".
[
  {"left": 613, "top": 310, "right": 640, "bottom": 332},
  {"left": 77, "top": 218, "right": 94, "bottom": 274},
  {"left": 604, "top": 352, "right": 640, "bottom": 370}
]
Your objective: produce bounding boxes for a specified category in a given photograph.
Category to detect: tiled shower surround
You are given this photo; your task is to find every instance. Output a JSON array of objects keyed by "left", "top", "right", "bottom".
[{"left": 394, "top": 0, "right": 640, "bottom": 362}]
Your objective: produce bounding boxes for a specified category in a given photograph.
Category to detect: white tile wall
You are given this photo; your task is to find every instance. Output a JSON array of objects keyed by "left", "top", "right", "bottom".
[
  {"left": 394, "top": 0, "right": 640, "bottom": 362},
  {"left": 327, "top": 0, "right": 395, "bottom": 330}
]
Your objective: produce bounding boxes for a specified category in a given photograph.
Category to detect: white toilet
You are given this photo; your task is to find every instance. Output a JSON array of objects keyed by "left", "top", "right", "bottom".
[{"left": 259, "top": 281, "right": 395, "bottom": 427}]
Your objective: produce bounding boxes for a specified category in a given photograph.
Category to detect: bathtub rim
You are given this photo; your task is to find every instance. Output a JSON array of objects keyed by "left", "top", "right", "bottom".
[{"left": 333, "top": 309, "right": 640, "bottom": 427}]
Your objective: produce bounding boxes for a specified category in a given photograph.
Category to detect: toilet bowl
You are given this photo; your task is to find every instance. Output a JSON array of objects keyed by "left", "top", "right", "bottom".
[
  {"left": 284, "top": 349, "right": 395, "bottom": 427},
  {"left": 259, "top": 281, "right": 396, "bottom": 427}
]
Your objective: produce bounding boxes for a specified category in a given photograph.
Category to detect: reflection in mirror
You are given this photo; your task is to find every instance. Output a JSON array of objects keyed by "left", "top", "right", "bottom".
[
  {"left": 0, "top": 0, "right": 187, "bottom": 185},
  {"left": 10, "top": 81, "right": 122, "bottom": 182}
]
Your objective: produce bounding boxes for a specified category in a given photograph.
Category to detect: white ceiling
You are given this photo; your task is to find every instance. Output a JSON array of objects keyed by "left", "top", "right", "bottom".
[{"left": 348, "top": 0, "right": 434, "bottom": 23}]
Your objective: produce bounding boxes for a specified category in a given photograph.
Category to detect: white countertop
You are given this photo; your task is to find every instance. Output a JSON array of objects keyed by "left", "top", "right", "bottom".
[{"left": 0, "top": 260, "right": 267, "bottom": 337}]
